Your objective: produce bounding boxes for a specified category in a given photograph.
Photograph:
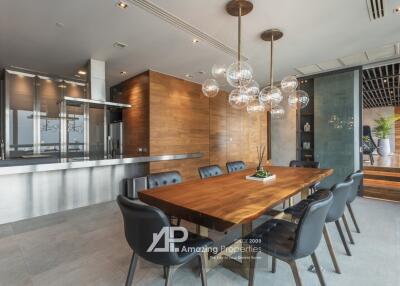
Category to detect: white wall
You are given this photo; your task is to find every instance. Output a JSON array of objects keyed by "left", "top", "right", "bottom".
[
  {"left": 271, "top": 100, "right": 297, "bottom": 166},
  {"left": 363, "top": 106, "right": 395, "bottom": 153}
]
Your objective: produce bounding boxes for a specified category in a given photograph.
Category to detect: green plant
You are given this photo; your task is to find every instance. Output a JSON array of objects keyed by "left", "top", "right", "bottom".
[{"left": 373, "top": 115, "right": 400, "bottom": 139}]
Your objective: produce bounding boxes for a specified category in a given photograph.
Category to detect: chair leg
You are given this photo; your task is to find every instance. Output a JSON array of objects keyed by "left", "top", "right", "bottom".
[
  {"left": 323, "top": 225, "right": 341, "bottom": 274},
  {"left": 311, "top": 253, "right": 326, "bottom": 286},
  {"left": 342, "top": 214, "right": 355, "bottom": 244},
  {"left": 271, "top": 257, "right": 277, "bottom": 273},
  {"left": 335, "top": 220, "right": 351, "bottom": 256},
  {"left": 248, "top": 252, "right": 258, "bottom": 286},
  {"left": 199, "top": 254, "right": 208, "bottom": 286},
  {"left": 288, "top": 260, "right": 303, "bottom": 286},
  {"left": 176, "top": 218, "right": 181, "bottom": 226},
  {"left": 125, "top": 253, "right": 138, "bottom": 286},
  {"left": 347, "top": 203, "right": 361, "bottom": 233},
  {"left": 164, "top": 266, "right": 176, "bottom": 286},
  {"left": 163, "top": 266, "right": 167, "bottom": 279},
  {"left": 369, "top": 154, "right": 374, "bottom": 165}
]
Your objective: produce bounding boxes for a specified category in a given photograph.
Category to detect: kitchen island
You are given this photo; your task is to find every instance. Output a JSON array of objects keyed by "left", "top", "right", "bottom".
[{"left": 0, "top": 153, "right": 202, "bottom": 224}]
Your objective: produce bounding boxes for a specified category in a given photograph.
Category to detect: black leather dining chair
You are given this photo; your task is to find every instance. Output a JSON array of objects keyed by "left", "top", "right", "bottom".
[
  {"left": 284, "top": 160, "right": 321, "bottom": 208},
  {"left": 117, "top": 195, "right": 213, "bottom": 286},
  {"left": 363, "top": 125, "right": 377, "bottom": 165},
  {"left": 226, "top": 161, "right": 246, "bottom": 173},
  {"left": 246, "top": 190, "right": 333, "bottom": 286},
  {"left": 345, "top": 170, "right": 363, "bottom": 235},
  {"left": 284, "top": 179, "right": 354, "bottom": 274},
  {"left": 147, "top": 171, "right": 183, "bottom": 226},
  {"left": 198, "top": 165, "right": 223, "bottom": 179}
]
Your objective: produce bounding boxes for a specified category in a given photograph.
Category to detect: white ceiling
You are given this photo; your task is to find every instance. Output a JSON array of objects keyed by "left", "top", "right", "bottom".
[{"left": 0, "top": 0, "right": 400, "bottom": 89}]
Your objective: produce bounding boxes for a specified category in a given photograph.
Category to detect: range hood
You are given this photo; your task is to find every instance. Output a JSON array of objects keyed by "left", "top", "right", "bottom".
[{"left": 64, "top": 59, "right": 131, "bottom": 109}]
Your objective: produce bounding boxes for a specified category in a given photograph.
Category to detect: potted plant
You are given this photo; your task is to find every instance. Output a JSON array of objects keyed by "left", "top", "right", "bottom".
[{"left": 373, "top": 115, "right": 400, "bottom": 156}]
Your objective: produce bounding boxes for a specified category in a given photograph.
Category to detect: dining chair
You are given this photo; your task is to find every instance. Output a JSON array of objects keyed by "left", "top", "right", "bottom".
[
  {"left": 198, "top": 165, "right": 223, "bottom": 179},
  {"left": 344, "top": 170, "right": 363, "bottom": 235},
  {"left": 284, "top": 160, "right": 320, "bottom": 207},
  {"left": 284, "top": 178, "right": 354, "bottom": 274},
  {"left": 246, "top": 190, "right": 333, "bottom": 286},
  {"left": 147, "top": 171, "right": 182, "bottom": 225},
  {"left": 117, "top": 195, "right": 213, "bottom": 286},
  {"left": 226, "top": 161, "right": 246, "bottom": 173}
]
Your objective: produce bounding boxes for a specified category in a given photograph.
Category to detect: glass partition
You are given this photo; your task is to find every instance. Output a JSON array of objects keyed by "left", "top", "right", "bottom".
[
  {"left": 38, "top": 77, "right": 61, "bottom": 156},
  {"left": 314, "top": 70, "right": 360, "bottom": 187},
  {"left": 7, "top": 72, "right": 35, "bottom": 158}
]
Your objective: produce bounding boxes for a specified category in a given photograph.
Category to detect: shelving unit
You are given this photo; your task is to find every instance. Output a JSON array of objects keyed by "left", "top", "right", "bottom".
[{"left": 296, "top": 78, "right": 315, "bottom": 161}]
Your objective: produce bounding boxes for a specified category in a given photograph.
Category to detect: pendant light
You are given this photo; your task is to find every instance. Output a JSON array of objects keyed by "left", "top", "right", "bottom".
[
  {"left": 203, "top": 0, "right": 258, "bottom": 110},
  {"left": 259, "top": 29, "right": 310, "bottom": 119}
]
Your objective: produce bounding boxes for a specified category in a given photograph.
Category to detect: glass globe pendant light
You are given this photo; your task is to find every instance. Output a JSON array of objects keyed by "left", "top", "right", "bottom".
[
  {"left": 229, "top": 87, "right": 250, "bottom": 109},
  {"left": 288, "top": 90, "right": 310, "bottom": 109},
  {"left": 281, "top": 75, "right": 298, "bottom": 93},
  {"left": 271, "top": 105, "right": 285, "bottom": 119},
  {"left": 211, "top": 64, "right": 227, "bottom": 80},
  {"left": 202, "top": 79, "right": 219, "bottom": 98},
  {"left": 244, "top": 79, "right": 260, "bottom": 100},
  {"left": 259, "top": 29, "right": 283, "bottom": 107}
]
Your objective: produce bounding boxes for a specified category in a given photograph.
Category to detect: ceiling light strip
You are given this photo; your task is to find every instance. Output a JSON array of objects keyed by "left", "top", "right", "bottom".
[{"left": 127, "top": 0, "right": 247, "bottom": 60}]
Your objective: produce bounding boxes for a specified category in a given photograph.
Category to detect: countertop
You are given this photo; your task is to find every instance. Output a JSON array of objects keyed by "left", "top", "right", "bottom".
[{"left": 0, "top": 153, "right": 203, "bottom": 176}]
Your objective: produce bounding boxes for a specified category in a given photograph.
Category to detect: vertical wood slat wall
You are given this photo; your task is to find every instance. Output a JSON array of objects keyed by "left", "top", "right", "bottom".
[
  {"left": 396, "top": 106, "right": 400, "bottom": 154},
  {"left": 114, "top": 70, "right": 269, "bottom": 181}
]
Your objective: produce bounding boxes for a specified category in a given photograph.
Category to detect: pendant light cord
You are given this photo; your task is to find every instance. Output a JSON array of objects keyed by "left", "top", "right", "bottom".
[{"left": 269, "top": 35, "right": 274, "bottom": 87}]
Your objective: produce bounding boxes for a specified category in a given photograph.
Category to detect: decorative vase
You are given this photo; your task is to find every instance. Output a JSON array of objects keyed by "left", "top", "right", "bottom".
[{"left": 377, "top": 138, "right": 390, "bottom": 156}]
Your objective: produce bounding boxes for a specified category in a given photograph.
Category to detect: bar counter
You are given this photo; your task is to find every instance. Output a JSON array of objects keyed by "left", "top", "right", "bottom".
[{"left": 0, "top": 153, "right": 203, "bottom": 224}]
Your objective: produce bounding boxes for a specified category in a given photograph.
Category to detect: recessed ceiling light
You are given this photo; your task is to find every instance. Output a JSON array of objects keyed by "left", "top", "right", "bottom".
[
  {"left": 192, "top": 39, "right": 200, "bottom": 44},
  {"left": 384, "top": 79, "right": 387, "bottom": 83},
  {"left": 394, "top": 7, "right": 400, "bottom": 14},
  {"left": 75, "top": 74, "right": 81, "bottom": 78},
  {"left": 185, "top": 74, "right": 193, "bottom": 78},
  {"left": 78, "top": 70, "right": 87, "bottom": 75},
  {"left": 120, "top": 71, "right": 127, "bottom": 76},
  {"left": 56, "top": 22, "right": 65, "bottom": 28},
  {"left": 116, "top": 1, "right": 129, "bottom": 9}
]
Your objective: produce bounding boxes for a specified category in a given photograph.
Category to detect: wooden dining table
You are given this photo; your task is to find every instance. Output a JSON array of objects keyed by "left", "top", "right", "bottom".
[{"left": 139, "top": 166, "right": 333, "bottom": 279}]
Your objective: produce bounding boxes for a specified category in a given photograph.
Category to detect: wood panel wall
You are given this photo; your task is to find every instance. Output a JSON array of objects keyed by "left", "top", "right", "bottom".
[
  {"left": 113, "top": 71, "right": 150, "bottom": 157},
  {"left": 113, "top": 70, "right": 269, "bottom": 181},
  {"left": 149, "top": 71, "right": 210, "bottom": 181},
  {"left": 396, "top": 106, "right": 400, "bottom": 154}
]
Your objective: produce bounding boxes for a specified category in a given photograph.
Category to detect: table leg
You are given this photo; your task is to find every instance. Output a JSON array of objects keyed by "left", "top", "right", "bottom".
[
  {"left": 196, "top": 225, "right": 210, "bottom": 272},
  {"left": 301, "top": 187, "right": 309, "bottom": 200},
  {"left": 220, "top": 222, "right": 253, "bottom": 279}
]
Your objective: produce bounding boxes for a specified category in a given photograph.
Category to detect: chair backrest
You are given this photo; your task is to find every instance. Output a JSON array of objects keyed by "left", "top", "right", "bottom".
[
  {"left": 147, "top": 171, "right": 182, "bottom": 189},
  {"left": 289, "top": 160, "right": 320, "bottom": 168},
  {"left": 363, "top": 125, "right": 377, "bottom": 149},
  {"left": 226, "top": 161, "right": 246, "bottom": 173},
  {"left": 198, "top": 165, "right": 223, "bottom": 179},
  {"left": 293, "top": 190, "right": 333, "bottom": 259},
  {"left": 117, "top": 195, "right": 182, "bottom": 265},
  {"left": 326, "top": 179, "right": 354, "bottom": 222},
  {"left": 345, "top": 170, "right": 363, "bottom": 203}
]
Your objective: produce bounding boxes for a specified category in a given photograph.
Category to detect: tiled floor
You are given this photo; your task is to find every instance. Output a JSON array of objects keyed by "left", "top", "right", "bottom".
[{"left": 0, "top": 197, "right": 399, "bottom": 286}]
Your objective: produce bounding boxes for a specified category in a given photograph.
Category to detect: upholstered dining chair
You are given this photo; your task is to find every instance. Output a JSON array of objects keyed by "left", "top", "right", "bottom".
[
  {"left": 284, "top": 160, "right": 321, "bottom": 208},
  {"left": 246, "top": 190, "right": 333, "bottom": 286},
  {"left": 147, "top": 171, "right": 182, "bottom": 225},
  {"left": 117, "top": 195, "right": 213, "bottom": 286},
  {"left": 226, "top": 161, "right": 247, "bottom": 173},
  {"left": 284, "top": 178, "right": 354, "bottom": 274},
  {"left": 198, "top": 165, "right": 223, "bottom": 179}
]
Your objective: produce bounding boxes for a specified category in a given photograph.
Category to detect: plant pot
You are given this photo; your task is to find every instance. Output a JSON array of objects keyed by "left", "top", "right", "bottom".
[{"left": 377, "top": 138, "right": 390, "bottom": 156}]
